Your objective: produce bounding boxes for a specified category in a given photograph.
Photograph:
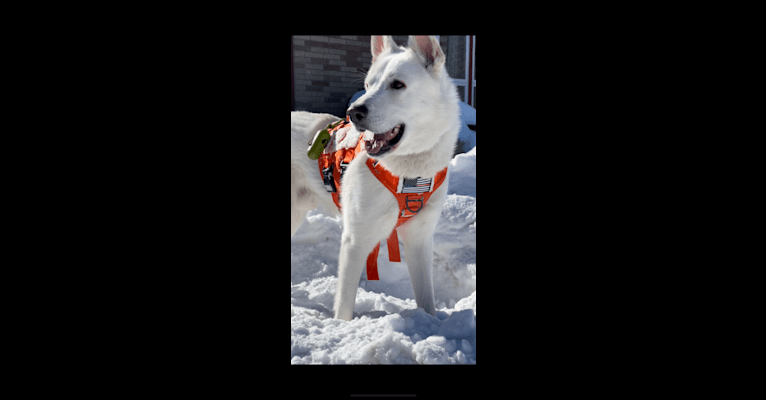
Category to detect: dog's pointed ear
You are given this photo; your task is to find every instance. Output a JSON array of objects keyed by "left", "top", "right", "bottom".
[
  {"left": 407, "top": 36, "right": 445, "bottom": 71},
  {"left": 371, "top": 36, "right": 398, "bottom": 63}
]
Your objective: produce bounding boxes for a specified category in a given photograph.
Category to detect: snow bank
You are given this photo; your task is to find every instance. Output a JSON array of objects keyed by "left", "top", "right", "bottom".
[
  {"left": 291, "top": 306, "right": 476, "bottom": 364},
  {"left": 459, "top": 100, "right": 476, "bottom": 126},
  {"left": 448, "top": 147, "right": 476, "bottom": 198},
  {"left": 456, "top": 101, "right": 476, "bottom": 154},
  {"left": 291, "top": 149, "right": 476, "bottom": 365}
]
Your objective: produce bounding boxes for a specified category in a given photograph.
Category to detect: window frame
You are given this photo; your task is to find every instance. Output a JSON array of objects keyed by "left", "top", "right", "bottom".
[{"left": 445, "top": 35, "right": 476, "bottom": 108}]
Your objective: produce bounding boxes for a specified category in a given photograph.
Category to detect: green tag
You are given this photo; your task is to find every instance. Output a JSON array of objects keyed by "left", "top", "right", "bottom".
[
  {"left": 307, "top": 129, "right": 332, "bottom": 160},
  {"left": 307, "top": 120, "right": 343, "bottom": 160}
]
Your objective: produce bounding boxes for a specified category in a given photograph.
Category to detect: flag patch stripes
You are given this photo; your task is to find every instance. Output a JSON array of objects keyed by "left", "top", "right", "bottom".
[{"left": 400, "top": 177, "right": 433, "bottom": 193}]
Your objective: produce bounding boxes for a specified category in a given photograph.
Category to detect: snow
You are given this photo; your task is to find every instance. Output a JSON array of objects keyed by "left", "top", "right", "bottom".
[
  {"left": 459, "top": 100, "right": 476, "bottom": 126},
  {"left": 291, "top": 147, "right": 477, "bottom": 364},
  {"left": 448, "top": 147, "right": 476, "bottom": 198},
  {"left": 456, "top": 101, "right": 477, "bottom": 154}
]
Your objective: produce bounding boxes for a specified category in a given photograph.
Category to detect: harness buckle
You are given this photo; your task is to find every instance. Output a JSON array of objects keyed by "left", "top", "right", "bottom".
[
  {"left": 340, "top": 161, "right": 350, "bottom": 179},
  {"left": 322, "top": 165, "right": 336, "bottom": 193}
]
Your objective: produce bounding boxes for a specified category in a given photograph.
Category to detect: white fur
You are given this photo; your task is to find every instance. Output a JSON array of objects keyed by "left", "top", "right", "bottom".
[{"left": 290, "top": 36, "right": 460, "bottom": 321}]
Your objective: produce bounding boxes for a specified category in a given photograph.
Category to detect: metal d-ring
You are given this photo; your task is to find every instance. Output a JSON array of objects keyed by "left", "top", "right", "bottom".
[{"left": 405, "top": 198, "right": 424, "bottom": 213}]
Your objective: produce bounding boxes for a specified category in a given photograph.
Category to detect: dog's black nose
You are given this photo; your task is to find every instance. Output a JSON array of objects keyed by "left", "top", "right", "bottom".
[{"left": 347, "top": 105, "right": 368, "bottom": 124}]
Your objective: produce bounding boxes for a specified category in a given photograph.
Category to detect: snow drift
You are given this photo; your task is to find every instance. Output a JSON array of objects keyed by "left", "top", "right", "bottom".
[{"left": 291, "top": 148, "right": 476, "bottom": 364}]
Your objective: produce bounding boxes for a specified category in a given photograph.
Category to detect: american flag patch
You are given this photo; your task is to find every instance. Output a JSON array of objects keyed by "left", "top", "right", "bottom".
[{"left": 400, "top": 177, "right": 433, "bottom": 194}]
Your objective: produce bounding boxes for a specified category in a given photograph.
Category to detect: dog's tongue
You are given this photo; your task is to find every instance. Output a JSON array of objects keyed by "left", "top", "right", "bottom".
[{"left": 364, "top": 127, "right": 398, "bottom": 155}]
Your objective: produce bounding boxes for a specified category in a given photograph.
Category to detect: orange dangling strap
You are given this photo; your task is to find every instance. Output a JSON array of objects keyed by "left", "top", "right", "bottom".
[
  {"left": 366, "top": 243, "right": 381, "bottom": 280},
  {"left": 386, "top": 229, "right": 401, "bottom": 263},
  {"left": 365, "top": 229, "right": 401, "bottom": 281}
]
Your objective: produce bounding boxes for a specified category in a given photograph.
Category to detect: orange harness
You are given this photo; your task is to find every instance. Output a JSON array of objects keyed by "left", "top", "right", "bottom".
[{"left": 317, "top": 119, "right": 448, "bottom": 280}]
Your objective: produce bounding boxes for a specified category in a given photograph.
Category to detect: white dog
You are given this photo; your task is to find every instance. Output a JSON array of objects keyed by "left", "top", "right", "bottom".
[{"left": 291, "top": 35, "right": 460, "bottom": 321}]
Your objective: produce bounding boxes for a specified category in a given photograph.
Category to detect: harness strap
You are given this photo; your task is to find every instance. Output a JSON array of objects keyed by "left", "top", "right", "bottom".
[
  {"left": 365, "top": 158, "right": 447, "bottom": 280},
  {"left": 366, "top": 158, "right": 448, "bottom": 226},
  {"left": 317, "top": 118, "right": 360, "bottom": 212}
]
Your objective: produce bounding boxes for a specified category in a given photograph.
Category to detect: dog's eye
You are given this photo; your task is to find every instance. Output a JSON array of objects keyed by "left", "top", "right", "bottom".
[{"left": 390, "top": 80, "right": 405, "bottom": 90}]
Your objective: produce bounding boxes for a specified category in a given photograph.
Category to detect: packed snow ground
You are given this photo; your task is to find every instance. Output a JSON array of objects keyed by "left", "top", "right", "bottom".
[{"left": 291, "top": 147, "right": 477, "bottom": 364}]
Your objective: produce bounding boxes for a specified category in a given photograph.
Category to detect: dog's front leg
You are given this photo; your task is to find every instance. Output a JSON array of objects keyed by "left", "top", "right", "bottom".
[
  {"left": 333, "top": 231, "right": 380, "bottom": 321},
  {"left": 333, "top": 156, "right": 399, "bottom": 321},
  {"left": 400, "top": 194, "right": 444, "bottom": 317},
  {"left": 334, "top": 198, "right": 397, "bottom": 321},
  {"left": 403, "top": 228, "right": 437, "bottom": 316}
]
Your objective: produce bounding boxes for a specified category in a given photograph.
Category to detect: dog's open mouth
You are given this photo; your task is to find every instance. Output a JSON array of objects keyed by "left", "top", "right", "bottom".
[{"left": 364, "top": 124, "right": 405, "bottom": 156}]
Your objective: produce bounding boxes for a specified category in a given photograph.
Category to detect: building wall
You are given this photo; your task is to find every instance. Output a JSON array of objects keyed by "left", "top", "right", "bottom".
[{"left": 291, "top": 35, "right": 411, "bottom": 117}]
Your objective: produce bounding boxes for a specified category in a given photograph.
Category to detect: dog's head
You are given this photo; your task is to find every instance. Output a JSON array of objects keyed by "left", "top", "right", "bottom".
[{"left": 347, "top": 35, "right": 456, "bottom": 159}]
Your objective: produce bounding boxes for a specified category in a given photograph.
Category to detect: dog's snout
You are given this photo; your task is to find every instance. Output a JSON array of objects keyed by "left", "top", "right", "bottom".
[{"left": 347, "top": 105, "right": 368, "bottom": 125}]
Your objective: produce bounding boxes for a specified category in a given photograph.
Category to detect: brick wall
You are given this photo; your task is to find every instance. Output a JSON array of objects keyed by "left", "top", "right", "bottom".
[
  {"left": 292, "top": 35, "right": 369, "bottom": 117},
  {"left": 291, "top": 35, "right": 411, "bottom": 117}
]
